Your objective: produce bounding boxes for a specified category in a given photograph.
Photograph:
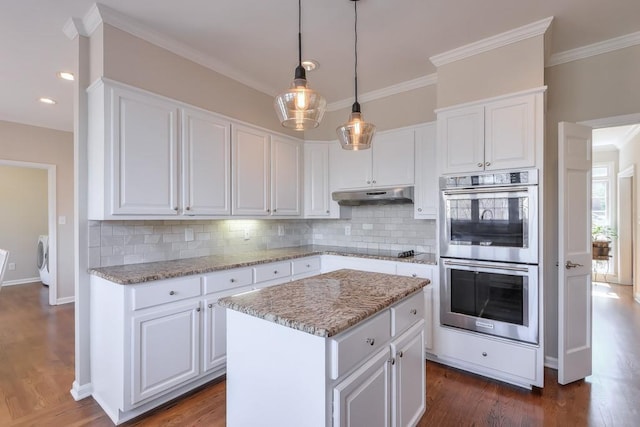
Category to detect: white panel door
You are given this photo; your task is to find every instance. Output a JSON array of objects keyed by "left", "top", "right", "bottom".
[
  {"left": 232, "top": 124, "right": 270, "bottom": 216},
  {"left": 485, "top": 94, "right": 535, "bottom": 171},
  {"left": 333, "top": 348, "right": 391, "bottom": 427},
  {"left": 112, "top": 88, "right": 179, "bottom": 215},
  {"left": 303, "top": 142, "right": 331, "bottom": 217},
  {"left": 414, "top": 123, "right": 437, "bottom": 219},
  {"left": 271, "top": 136, "right": 302, "bottom": 216},
  {"left": 558, "top": 122, "right": 593, "bottom": 385},
  {"left": 329, "top": 142, "right": 372, "bottom": 190},
  {"left": 392, "top": 322, "right": 425, "bottom": 427},
  {"left": 371, "top": 128, "right": 415, "bottom": 187},
  {"left": 182, "top": 108, "right": 231, "bottom": 216},
  {"left": 438, "top": 105, "right": 484, "bottom": 175},
  {"left": 202, "top": 297, "right": 228, "bottom": 373},
  {"left": 132, "top": 301, "right": 200, "bottom": 404}
]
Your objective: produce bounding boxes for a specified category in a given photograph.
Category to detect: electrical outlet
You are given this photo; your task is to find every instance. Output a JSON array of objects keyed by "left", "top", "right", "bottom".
[
  {"left": 8, "top": 263, "right": 16, "bottom": 271},
  {"left": 184, "top": 228, "right": 194, "bottom": 242},
  {"left": 244, "top": 229, "right": 250, "bottom": 240},
  {"left": 344, "top": 225, "right": 351, "bottom": 236},
  {"left": 278, "top": 225, "right": 285, "bottom": 236}
]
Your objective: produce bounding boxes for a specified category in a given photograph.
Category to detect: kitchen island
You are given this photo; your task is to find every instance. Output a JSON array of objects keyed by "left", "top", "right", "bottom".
[{"left": 218, "top": 269, "right": 429, "bottom": 427}]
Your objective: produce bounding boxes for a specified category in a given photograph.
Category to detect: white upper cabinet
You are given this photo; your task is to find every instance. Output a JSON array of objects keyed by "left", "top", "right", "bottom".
[
  {"left": 232, "top": 124, "right": 271, "bottom": 216},
  {"left": 413, "top": 123, "right": 437, "bottom": 219},
  {"left": 438, "top": 91, "right": 542, "bottom": 175},
  {"left": 181, "top": 107, "right": 231, "bottom": 216},
  {"left": 330, "top": 128, "right": 415, "bottom": 191},
  {"left": 87, "top": 80, "right": 231, "bottom": 219},
  {"left": 232, "top": 124, "right": 302, "bottom": 217},
  {"left": 303, "top": 142, "right": 332, "bottom": 218}
]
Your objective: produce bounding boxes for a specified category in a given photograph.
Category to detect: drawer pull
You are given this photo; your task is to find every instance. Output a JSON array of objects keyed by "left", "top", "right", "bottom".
[
  {"left": 208, "top": 303, "right": 213, "bottom": 309},
  {"left": 274, "top": 270, "right": 278, "bottom": 274},
  {"left": 482, "top": 352, "right": 487, "bottom": 357},
  {"left": 306, "top": 264, "right": 311, "bottom": 268},
  {"left": 230, "top": 278, "right": 236, "bottom": 283},
  {"left": 410, "top": 309, "right": 417, "bottom": 315},
  {"left": 169, "top": 291, "right": 176, "bottom": 296},
  {"left": 365, "top": 338, "right": 375, "bottom": 346}
]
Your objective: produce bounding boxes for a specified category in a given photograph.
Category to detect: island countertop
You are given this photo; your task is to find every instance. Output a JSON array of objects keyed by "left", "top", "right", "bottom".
[
  {"left": 217, "top": 269, "right": 429, "bottom": 337},
  {"left": 88, "top": 245, "right": 437, "bottom": 285}
]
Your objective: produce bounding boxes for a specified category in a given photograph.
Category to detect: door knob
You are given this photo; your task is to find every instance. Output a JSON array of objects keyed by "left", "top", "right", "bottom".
[{"left": 565, "top": 260, "right": 584, "bottom": 269}]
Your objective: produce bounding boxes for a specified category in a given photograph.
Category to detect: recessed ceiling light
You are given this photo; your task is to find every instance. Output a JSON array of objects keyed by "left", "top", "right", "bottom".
[
  {"left": 39, "top": 97, "right": 57, "bottom": 105},
  {"left": 301, "top": 60, "right": 319, "bottom": 71},
  {"left": 57, "top": 71, "right": 75, "bottom": 81}
]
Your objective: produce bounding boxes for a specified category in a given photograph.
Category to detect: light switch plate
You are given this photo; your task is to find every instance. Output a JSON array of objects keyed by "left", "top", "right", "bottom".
[{"left": 184, "top": 228, "right": 194, "bottom": 242}]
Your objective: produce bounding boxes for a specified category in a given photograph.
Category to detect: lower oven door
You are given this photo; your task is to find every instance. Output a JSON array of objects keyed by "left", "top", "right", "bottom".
[{"left": 440, "top": 258, "right": 539, "bottom": 344}]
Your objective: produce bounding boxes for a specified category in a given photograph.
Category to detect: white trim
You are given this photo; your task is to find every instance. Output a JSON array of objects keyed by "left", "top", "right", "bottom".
[
  {"left": 1, "top": 277, "right": 41, "bottom": 287},
  {"left": 544, "top": 356, "right": 558, "bottom": 370},
  {"left": 62, "top": 17, "right": 83, "bottom": 40},
  {"left": 327, "top": 74, "right": 438, "bottom": 112},
  {"left": 618, "top": 165, "right": 635, "bottom": 179},
  {"left": 82, "top": 4, "right": 277, "bottom": 98},
  {"left": 429, "top": 17, "right": 553, "bottom": 67},
  {"left": 548, "top": 30, "right": 640, "bottom": 67},
  {"left": 56, "top": 295, "right": 76, "bottom": 305},
  {"left": 579, "top": 113, "right": 640, "bottom": 129},
  {"left": 70, "top": 381, "right": 93, "bottom": 401},
  {"left": 434, "top": 85, "right": 547, "bottom": 114}
]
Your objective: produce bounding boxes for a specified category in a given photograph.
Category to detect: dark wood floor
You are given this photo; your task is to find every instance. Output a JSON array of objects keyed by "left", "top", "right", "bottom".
[{"left": 1, "top": 281, "right": 639, "bottom": 426}]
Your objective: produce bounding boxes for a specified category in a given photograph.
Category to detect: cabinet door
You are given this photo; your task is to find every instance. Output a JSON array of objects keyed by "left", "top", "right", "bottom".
[
  {"left": 232, "top": 124, "right": 270, "bottom": 215},
  {"left": 372, "top": 129, "right": 415, "bottom": 187},
  {"left": 330, "top": 142, "right": 372, "bottom": 190},
  {"left": 303, "top": 142, "right": 331, "bottom": 217},
  {"left": 484, "top": 94, "right": 536, "bottom": 171},
  {"left": 413, "top": 123, "right": 437, "bottom": 219},
  {"left": 112, "top": 87, "right": 179, "bottom": 215},
  {"left": 392, "top": 322, "right": 425, "bottom": 427},
  {"left": 333, "top": 348, "right": 391, "bottom": 427},
  {"left": 181, "top": 108, "right": 231, "bottom": 216},
  {"left": 271, "top": 136, "right": 302, "bottom": 216},
  {"left": 132, "top": 301, "right": 200, "bottom": 404},
  {"left": 202, "top": 296, "right": 229, "bottom": 373},
  {"left": 438, "top": 105, "right": 484, "bottom": 175}
]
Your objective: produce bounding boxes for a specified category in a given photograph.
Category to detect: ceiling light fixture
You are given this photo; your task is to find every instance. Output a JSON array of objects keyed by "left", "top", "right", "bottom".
[
  {"left": 39, "top": 97, "right": 57, "bottom": 105},
  {"left": 301, "top": 60, "right": 319, "bottom": 71},
  {"left": 336, "top": 0, "right": 375, "bottom": 151},
  {"left": 57, "top": 71, "right": 75, "bottom": 81},
  {"left": 273, "top": 0, "right": 326, "bottom": 131}
]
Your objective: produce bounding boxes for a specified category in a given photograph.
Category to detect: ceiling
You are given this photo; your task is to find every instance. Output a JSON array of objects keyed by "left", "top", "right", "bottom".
[
  {"left": 593, "top": 125, "right": 640, "bottom": 151},
  {"left": 2, "top": 0, "right": 640, "bottom": 133}
]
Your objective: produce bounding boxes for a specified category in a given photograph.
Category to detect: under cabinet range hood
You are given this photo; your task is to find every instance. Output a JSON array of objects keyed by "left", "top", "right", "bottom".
[{"left": 332, "top": 186, "right": 414, "bottom": 206}]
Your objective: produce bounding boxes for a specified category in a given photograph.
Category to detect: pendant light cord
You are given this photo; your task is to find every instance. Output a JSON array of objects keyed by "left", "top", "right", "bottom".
[
  {"left": 298, "top": 0, "right": 302, "bottom": 66},
  {"left": 353, "top": 0, "right": 359, "bottom": 104}
]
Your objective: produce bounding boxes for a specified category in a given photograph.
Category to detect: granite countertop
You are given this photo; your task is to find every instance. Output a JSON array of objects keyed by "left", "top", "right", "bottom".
[
  {"left": 88, "top": 245, "right": 437, "bottom": 285},
  {"left": 218, "top": 269, "right": 429, "bottom": 337}
]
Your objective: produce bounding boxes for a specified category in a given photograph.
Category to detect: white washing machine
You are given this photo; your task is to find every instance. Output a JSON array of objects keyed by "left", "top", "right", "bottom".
[{"left": 37, "top": 235, "right": 51, "bottom": 286}]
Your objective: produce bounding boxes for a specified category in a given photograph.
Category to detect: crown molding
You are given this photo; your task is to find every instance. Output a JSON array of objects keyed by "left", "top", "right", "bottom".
[
  {"left": 579, "top": 112, "right": 640, "bottom": 129},
  {"left": 547, "top": 30, "right": 640, "bottom": 67},
  {"left": 327, "top": 73, "right": 438, "bottom": 112},
  {"left": 63, "top": 17, "right": 85, "bottom": 40},
  {"left": 80, "top": 3, "right": 278, "bottom": 98},
  {"left": 430, "top": 16, "right": 553, "bottom": 67}
]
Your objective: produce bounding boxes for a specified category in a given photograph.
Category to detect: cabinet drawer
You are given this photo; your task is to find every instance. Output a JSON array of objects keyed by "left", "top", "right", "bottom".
[
  {"left": 391, "top": 292, "right": 424, "bottom": 336},
  {"left": 132, "top": 276, "right": 201, "bottom": 310},
  {"left": 440, "top": 330, "right": 537, "bottom": 381},
  {"left": 203, "top": 268, "right": 253, "bottom": 294},
  {"left": 254, "top": 261, "right": 291, "bottom": 283},
  {"left": 330, "top": 310, "right": 391, "bottom": 380},
  {"left": 291, "top": 256, "right": 321, "bottom": 276},
  {"left": 395, "top": 263, "right": 433, "bottom": 280}
]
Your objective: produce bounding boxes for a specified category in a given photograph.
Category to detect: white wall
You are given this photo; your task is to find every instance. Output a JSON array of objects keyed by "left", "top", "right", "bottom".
[
  {"left": 0, "top": 165, "right": 48, "bottom": 283},
  {"left": 0, "top": 120, "right": 74, "bottom": 300},
  {"left": 618, "top": 133, "right": 640, "bottom": 301}
]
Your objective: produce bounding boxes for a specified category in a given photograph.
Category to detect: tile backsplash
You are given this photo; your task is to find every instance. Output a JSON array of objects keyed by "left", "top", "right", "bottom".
[{"left": 89, "top": 205, "right": 436, "bottom": 267}]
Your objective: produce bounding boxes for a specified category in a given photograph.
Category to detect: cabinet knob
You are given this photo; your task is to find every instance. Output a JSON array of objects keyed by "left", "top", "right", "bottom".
[
  {"left": 477, "top": 163, "right": 483, "bottom": 168},
  {"left": 306, "top": 264, "right": 311, "bottom": 268},
  {"left": 208, "top": 303, "right": 213, "bottom": 309},
  {"left": 410, "top": 308, "right": 417, "bottom": 315},
  {"left": 482, "top": 352, "right": 488, "bottom": 357},
  {"left": 366, "top": 338, "right": 375, "bottom": 346},
  {"left": 372, "top": 180, "right": 376, "bottom": 184},
  {"left": 389, "top": 357, "right": 396, "bottom": 366},
  {"left": 173, "top": 207, "right": 179, "bottom": 211},
  {"left": 417, "top": 208, "right": 422, "bottom": 212},
  {"left": 266, "top": 209, "right": 271, "bottom": 213},
  {"left": 273, "top": 209, "right": 277, "bottom": 213},
  {"left": 230, "top": 278, "right": 236, "bottom": 283},
  {"left": 326, "top": 210, "right": 330, "bottom": 214},
  {"left": 169, "top": 290, "right": 176, "bottom": 296},
  {"left": 185, "top": 206, "right": 191, "bottom": 211},
  {"left": 398, "top": 351, "right": 404, "bottom": 358},
  {"left": 412, "top": 273, "right": 417, "bottom": 277},
  {"left": 273, "top": 270, "right": 278, "bottom": 274},
  {"left": 196, "top": 307, "right": 201, "bottom": 312},
  {"left": 366, "top": 180, "right": 371, "bottom": 184},
  {"left": 485, "top": 162, "right": 491, "bottom": 167}
]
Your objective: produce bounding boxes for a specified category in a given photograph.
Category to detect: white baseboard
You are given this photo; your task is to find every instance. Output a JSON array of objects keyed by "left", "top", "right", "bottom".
[
  {"left": 70, "top": 381, "right": 93, "bottom": 401},
  {"left": 1, "top": 277, "right": 41, "bottom": 287},
  {"left": 544, "top": 356, "right": 558, "bottom": 370},
  {"left": 56, "top": 296, "right": 75, "bottom": 305}
]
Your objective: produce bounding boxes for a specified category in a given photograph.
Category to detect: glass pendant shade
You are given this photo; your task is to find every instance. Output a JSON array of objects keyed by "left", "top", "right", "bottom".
[
  {"left": 274, "top": 72, "right": 326, "bottom": 131},
  {"left": 337, "top": 107, "right": 375, "bottom": 150}
]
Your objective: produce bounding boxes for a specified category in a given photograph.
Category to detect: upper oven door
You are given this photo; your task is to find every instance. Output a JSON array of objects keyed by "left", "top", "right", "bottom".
[{"left": 440, "top": 185, "right": 538, "bottom": 263}]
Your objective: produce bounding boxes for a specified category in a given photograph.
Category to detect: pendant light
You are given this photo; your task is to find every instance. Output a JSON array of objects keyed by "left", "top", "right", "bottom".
[
  {"left": 336, "top": 0, "right": 375, "bottom": 150},
  {"left": 274, "top": 0, "right": 326, "bottom": 131}
]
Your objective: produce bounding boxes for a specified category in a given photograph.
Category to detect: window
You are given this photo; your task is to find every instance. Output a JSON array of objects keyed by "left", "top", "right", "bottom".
[{"left": 591, "top": 164, "right": 613, "bottom": 229}]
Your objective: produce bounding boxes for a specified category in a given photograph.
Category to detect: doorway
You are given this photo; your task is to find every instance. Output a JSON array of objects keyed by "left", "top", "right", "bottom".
[{"left": 0, "top": 159, "right": 57, "bottom": 305}]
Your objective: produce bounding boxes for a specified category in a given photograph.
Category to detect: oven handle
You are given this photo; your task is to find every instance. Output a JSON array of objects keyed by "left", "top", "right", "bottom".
[
  {"left": 442, "top": 186, "right": 531, "bottom": 196},
  {"left": 443, "top": 259, "right": 530, "bottom": 273}
]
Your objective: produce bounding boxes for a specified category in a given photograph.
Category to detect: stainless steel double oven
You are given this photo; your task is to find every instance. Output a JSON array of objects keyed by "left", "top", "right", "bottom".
[{"left": 439, "top": 169, "right": 539, "bottom": 344}]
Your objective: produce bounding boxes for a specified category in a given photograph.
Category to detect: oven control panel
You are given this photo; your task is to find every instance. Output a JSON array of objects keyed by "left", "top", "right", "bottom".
[{"left": 441, "top": 169, "right": 538, "bottom": 188}]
